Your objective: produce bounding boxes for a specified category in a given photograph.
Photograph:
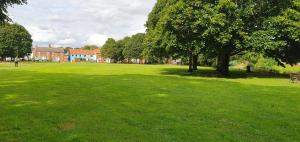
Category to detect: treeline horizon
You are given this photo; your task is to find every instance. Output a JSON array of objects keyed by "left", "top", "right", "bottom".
[
  {"left": 95, "top": 0, "right": 300, "bottom": 75},
  {"left": 1, "top": 0, "right": 299, "bottom": 75}
]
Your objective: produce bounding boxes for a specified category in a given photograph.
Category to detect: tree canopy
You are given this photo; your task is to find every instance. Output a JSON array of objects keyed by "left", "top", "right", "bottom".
[
  {"left": 101, "top": 38, "right": 124, "bottom": 63},
  {"left": 0, "top": 0, "right": 27, "bottom": 22},
  {"left": 101, "top": 34, "right": 146, "bottom": 63},
  {"left": 145, "top": 0, "right": 300, "bottom": 75},
  {"left": 248, "top": 1, "right": 300, "bottom": 66},
  {"left": 0, "top": 23, "right": 32, "bottom": 60},
  {"left": 123, "top": 33, "right": 145, "bottom": 60},
  {"left": 82, "top": 45, "right": 98, "bottom": 50}
]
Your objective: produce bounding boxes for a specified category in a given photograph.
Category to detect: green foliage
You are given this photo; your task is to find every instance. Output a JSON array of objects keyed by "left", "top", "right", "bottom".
[
  {"left": 101, "top": 38, "right": 124, "bottom": 62},
  {"left": 101, "top": 38, "right": 117, "bottom": 60},
  {"left": 0, "top": 0, "right": 27, "bottom": 22},
  {"left": 64, "top": 47, "right": 72, "bottom": 54},
  {"left": 101, "top": 34, "right": 146, "bottom": 63},
  {"left": 254, "top": 57, "right": 278, "bottom": 71},
  {"left": 143, "top": 0, "right": 178, "bottom": 63},
  {"left": 145, "top": 0, "right": 298, "bottom": 74},
  {"left": 0, "top": 23, "right": 32, "bottom": 60},
  {"left": 123, "top": 33, "right": 145, "bottom": 60},
  {"left": 272, "top": 65, "right": 300, "bottom": 74},
  {"left": 199, "top": 54, "right": 217, "bottom": 67},
  {"left": 82, "top": 45, "right": 98, "bottom": 50},
  {"left": 249, "top": 1, "right": 300, "bottom": 66}
]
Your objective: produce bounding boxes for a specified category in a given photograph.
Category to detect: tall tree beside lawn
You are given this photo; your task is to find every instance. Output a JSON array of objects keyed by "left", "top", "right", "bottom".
[
  {"left": 143, "top": 0, "right": 178, "bottom": 64},
  {"left": 0, "top": 23, "right": 32, "bottom": 60},
  {"left": 0, "top": 0, "right": 27, "bottom": 23},
  {"left": 159, "top": 1, "right": 206, "bottom": 71},
  {"left": 247, "top": 0, "right": 300, "bottom": 66},
  {"left": 145, "top": 0, "right": 297, "bottom": 75},
  {"left": 200, "top": 0, "right": 296, "bottom": 75}
]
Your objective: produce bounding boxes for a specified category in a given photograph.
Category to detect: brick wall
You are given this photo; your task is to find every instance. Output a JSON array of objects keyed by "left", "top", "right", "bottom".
[{"left": 33, "top": 51, "right": 64, "bottom": 62}]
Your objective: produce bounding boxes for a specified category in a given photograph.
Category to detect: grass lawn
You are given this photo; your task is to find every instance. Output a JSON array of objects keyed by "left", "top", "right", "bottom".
[{"left": 0, "top": 63, "right": 299, "bottom": 142}]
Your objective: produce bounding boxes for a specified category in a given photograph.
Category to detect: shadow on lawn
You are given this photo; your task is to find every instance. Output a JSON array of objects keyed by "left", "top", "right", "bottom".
[
  {"left": 160, "top": 67, "right": 289, "bottom": 79},
  {"left": 0, "top": 69, "right": 299, "bottom": 141}
]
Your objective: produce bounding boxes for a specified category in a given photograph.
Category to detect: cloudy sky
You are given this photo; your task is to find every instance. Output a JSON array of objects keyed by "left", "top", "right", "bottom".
[{"left": 8, "top": 0, "right": 156, "bottom": 47}]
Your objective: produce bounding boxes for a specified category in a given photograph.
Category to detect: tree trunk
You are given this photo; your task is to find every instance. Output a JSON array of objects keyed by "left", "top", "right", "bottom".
[
  {"left": 246, "top": 65, "right": 251, "bottom": 73},
  {"left": 217, "top": 53, "right": 230, "bottom": 75},
  {"left": 188, "top": 52, "right": 193, "bottom": 72},
  {"left": 193, "top": 54, "right": 198, "bottom": 71}
]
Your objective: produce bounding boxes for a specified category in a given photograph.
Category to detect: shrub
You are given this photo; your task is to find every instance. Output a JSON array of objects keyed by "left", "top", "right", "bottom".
[{"left": 254, "top": 57, "right": 277, "bottom": 71}]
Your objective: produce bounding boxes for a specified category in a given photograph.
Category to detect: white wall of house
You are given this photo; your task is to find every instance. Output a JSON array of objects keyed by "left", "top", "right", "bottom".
[{"left": 105, "top": 58, "right": 111, "bottom": 63}]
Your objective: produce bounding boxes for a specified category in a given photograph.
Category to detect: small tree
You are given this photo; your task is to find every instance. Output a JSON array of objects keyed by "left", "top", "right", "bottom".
[{"left": 0, "top": 23, "right": 32, "bottom": 61}]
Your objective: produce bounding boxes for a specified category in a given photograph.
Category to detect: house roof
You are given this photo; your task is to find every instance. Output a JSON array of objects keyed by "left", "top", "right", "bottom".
[
  {"left": 33, "top": 47, "right": 64, "bottom": 53},
  {"left": 69, "top": 49, "right": 100, "bottom": 55}
]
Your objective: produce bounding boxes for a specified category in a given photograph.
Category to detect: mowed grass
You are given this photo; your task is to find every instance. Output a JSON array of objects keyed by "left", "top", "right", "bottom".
[{"left": 0, "top": 63, "right": 299, "bottom": 142}]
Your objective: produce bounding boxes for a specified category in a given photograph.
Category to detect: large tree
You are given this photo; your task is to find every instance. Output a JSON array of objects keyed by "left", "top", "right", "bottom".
[
  {"left": 145, "top": 0, "right": 297, "bottom": 75},
  {"left": 200, "top": 0, "right": 296, "bottom": 75},
  {"left": 162, "top": 1, "right": 206, "bottom": 71},
  {"left": 143, "top": 0, "right": 178, "bottom": 64},
  {"left": 0, "top": 0, "right": 27, "bottom": 23},
  {"left": 247, "top": 0, "right": 300, "bottom": 66},
  {"left": 0, "top": 23, "right": 32, "bottom": 60}
]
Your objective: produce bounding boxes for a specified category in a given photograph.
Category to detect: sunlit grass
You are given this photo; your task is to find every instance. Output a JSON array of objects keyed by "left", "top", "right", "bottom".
[{"left": 0, "top": 63, "right": 299, "bottom": 141}]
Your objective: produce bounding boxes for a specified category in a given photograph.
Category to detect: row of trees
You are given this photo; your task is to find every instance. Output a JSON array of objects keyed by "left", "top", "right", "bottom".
[
  {"left": 0, "top": 0, "right": 32, "bottom": 61},
  {"left": 101, "top": 33, "right": 145, "bottom": 63},
  {"left": 143, "top": 0, "right": 300, "bottom": 75}
]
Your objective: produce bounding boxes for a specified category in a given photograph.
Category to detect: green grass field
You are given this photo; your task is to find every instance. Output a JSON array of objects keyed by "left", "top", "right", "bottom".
[{"left": 0, "top": 63, "right": 299, "bottom": 142}]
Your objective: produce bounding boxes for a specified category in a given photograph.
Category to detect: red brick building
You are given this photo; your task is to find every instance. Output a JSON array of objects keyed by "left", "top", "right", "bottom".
[{"left": 31, "top": 47, "right": 65, "bottom": 62}]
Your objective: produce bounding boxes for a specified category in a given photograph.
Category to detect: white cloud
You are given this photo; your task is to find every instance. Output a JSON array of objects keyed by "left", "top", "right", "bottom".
[
  {"left": 86, "top": 34, "right": 108, "bottom": 46},
  {"left": 128, "top": 28, "right": 146, "bottom": 36},
  {"left": 56, "top": 38, "right": 76, "bottom": 45},
  {"left": 7, "top": 0, "right": 156, "bottom": 47},
  {"left": 27, "top": 26, "right": 57, "bottom": 42}
]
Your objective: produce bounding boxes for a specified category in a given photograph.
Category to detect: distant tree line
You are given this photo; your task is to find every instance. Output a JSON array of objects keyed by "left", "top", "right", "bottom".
[{"left": 101, "top": 33, "right": 146, "bottom": 63}]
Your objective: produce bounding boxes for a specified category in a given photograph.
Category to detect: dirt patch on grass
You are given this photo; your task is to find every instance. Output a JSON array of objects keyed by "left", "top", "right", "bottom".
[{"left": 56, "top": 120, "right": 76, "bottom": 132}]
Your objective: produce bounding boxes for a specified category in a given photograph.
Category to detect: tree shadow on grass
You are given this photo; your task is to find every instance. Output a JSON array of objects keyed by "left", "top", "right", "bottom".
[
  {"left": 160, "top": 67, "right": 289, "bottom": 79},
  {"left": 0, "top": 69, "right": 299, "bottom": 141}
]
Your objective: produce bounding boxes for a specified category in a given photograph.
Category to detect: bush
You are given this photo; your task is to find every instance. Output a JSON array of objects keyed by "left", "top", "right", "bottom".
[
  {"left": 272, "top": 65, "right": 300, "bottom": 74},
  {"left": 254, "top": 57, "right": 277, "bottom": 71}
]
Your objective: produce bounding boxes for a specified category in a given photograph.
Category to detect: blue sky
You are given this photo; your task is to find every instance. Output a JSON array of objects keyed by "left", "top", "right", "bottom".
[{"left": 8, "top": 0, "right": 156, "bottom": 47}]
